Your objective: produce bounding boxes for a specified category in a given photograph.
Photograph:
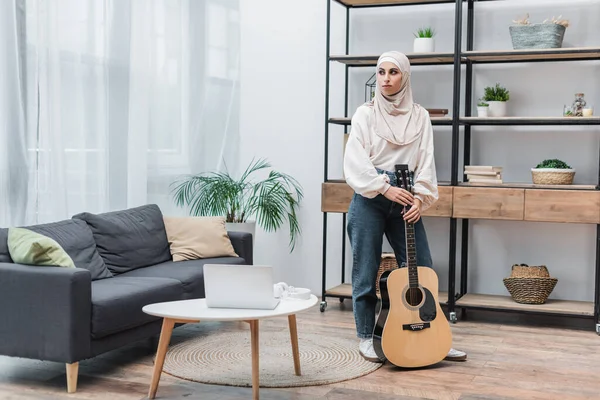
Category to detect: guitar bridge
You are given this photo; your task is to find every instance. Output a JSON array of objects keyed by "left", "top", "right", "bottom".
[{"left": 402, "top": 322, "right": 431, "bottom": 331}]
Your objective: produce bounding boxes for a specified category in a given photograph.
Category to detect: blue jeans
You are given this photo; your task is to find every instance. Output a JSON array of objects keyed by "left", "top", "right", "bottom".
[{"left": 347, "top": 169, "right": 434, "bottom": 339}]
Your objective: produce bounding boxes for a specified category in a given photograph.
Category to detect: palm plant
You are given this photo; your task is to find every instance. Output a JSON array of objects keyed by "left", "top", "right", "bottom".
[{"left": 170, "top": 158, "right": 304, "bottom": 251}]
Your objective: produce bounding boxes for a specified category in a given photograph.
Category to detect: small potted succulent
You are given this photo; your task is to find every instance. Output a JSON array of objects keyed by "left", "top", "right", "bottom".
[
  {"left": 531, "top": 158, "right": 575, "bottom": 185},
  {"left": 482, "top": 83, "right": 510, "bottom": 117},
  {"left": 477, "top": 99, "right": 489, "bottom": 117},
  {"left": 413, "top": 27, "right": 435, "bottom": 53}
]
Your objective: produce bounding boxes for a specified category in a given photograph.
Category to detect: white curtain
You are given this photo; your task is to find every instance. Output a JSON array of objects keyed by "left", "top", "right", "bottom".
[{"left": 0, "top": 0, "right": 240, "bottom": 226}]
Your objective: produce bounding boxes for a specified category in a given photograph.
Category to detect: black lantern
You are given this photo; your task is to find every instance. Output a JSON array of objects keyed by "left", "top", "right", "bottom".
[{"left": 365, "top": 73, "right": 376, "bottom": 103}]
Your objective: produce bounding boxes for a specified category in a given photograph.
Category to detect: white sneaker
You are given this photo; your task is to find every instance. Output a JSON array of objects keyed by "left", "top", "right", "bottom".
[
  {"left": 359, "top": 338, "right": 383, "bottom": 363},
  {"left": 445, "top": 347, "right": 467, "bottom": 361}
]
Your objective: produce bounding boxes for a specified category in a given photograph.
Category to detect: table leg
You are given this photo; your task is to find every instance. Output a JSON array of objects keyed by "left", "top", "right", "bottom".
[
  {"left": 148, "top": 318, "right": 175, "bottom": 399},
  {"left": 249, "top": 319, "right": 259, "bottom": 400},
  {"left": 288, "top": 314, "right": 301, "bottom": 376}
]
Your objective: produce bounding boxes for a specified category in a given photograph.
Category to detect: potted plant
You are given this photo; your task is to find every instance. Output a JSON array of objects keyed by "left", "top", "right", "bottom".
[
  {"left": 477, "top": 99, "right": 489, "bottom": 117},
  {"left": 531, "top": 158, "right": 575, "bottom": 185},
  {"left": 413, "top": 27, "right": 435, "bottom": 53},
  {"left": 170, "top": 158, "right": 304, "bottom": 251},
  {"left": 482, "top": 83, "right": 510, "bottom": 117}
]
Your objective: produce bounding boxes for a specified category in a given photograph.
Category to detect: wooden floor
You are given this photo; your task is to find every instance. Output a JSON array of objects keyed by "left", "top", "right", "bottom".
[{"left": 1, "top": 302, "right": 599, "bottom": 400}]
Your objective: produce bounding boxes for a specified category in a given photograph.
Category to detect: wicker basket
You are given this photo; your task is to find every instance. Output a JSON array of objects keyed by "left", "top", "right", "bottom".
[
  {"left": 503, "top": 263, "right": 558, "bottom": 304},
  {"left": 509, "top": 23, "right": 566, "bottom": 49},
  {"left": 531, "top": 168, "right": 575, "bottom": 185},
  {"left": 509, "top": 263, "right": 550, "bottom": 278},
  {"left": 377, "top": 253, "right": 398, "bottom": 295}
]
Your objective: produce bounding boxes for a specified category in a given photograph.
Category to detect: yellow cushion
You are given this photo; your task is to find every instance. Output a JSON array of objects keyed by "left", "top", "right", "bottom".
[
  {"left": 7, "top": 227, "right": 76, "bottom": 268},
  {"left": 163, "top": 216, "right": 238, "bottom": 262}
]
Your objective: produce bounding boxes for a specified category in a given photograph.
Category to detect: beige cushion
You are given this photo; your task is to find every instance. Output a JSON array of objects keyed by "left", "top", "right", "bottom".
[{"left": 163, "top": 216, "right": 238, "bottom": 262}]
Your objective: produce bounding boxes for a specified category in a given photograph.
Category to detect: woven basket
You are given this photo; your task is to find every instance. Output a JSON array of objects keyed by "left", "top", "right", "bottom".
[
  {"left": 509, "top": 24, "right": 566, "bottom": 49},
  {"left": 510, "top": 263, "right": 550, "bottom": 278},
  {"left": 503, "top": 263, "right": 558, "bottom": 304},
  {"left": 531, "top": 168, "right": 575, "bottom": 185},
  {"left": 503, "top": 277, "right": 558, "bottom": 304},
  {"left": 377, "top": 253, "right": 398, "bottom": 295}
]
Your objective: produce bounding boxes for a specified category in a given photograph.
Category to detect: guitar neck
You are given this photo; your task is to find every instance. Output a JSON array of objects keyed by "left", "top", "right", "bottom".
[{"left": 405, "top": 220, "right": 419, "bottom": 288}]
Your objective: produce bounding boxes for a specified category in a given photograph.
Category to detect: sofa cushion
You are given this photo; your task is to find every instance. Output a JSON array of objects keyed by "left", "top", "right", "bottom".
[
  {"left": 91, "top": 276, "right": 183, "bottom": 339},
  {"left": 163, "top": 216, "right": 238, "bottom": 261},
  {"left": 73, "top": 204, "right": 172, "bottom": 275},
  {"left": 7, "top": 227, "right": 76, "bottom": 268},
  {"left": 119, "top": 257, "right": 246, "bottom": 299},
  {"left": 23, "top": 219, "right": 112, "bottom": 280},
  {"left": 0, "top": 228, "right": 13, "bottom": 263}
]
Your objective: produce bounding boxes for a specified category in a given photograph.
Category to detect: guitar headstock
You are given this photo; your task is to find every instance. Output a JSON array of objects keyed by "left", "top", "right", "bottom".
[{"left": 394, "top": 164, "right": 414, "bottom": 194}]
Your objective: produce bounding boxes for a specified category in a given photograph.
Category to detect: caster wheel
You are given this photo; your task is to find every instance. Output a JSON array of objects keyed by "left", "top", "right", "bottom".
[
  {"left": 339, "top": 298, "right": 344, "bottom": 303},
  {"left": 320, "top": 301, "right": 327, "bottom": 312},
  {"left": 449, "top": 312, "right": 457, "bottom": 323}
]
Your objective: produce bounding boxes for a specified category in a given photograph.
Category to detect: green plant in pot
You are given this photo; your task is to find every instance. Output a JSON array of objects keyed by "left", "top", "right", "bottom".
[
  {"left": 482, "top": 83, "right": 510, "bottom": 117},
  {"left": 413, "top": 27, "right": 436, "bottom": 53},
  {"left": 531, "top": 158, "right": 575, "bottom": 185},
  {"left": 170, "top": 158, "right": 304, "bottom": 251},
  {"left": 476, "top": 99, "right": 489, "bottom": 117}
]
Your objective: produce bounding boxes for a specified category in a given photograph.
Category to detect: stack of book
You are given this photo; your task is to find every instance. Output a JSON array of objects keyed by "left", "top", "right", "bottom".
[{"left": 464, "top": 165, "right": 503, "bottom": 184}]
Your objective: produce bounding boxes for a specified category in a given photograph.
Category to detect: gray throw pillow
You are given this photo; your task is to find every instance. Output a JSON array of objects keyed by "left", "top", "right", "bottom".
[
  {"left": 23, "top": 219, "right": 113, "bottom": 280},
  {"left": 72, "top": 204, "right": 172, "bottom": 275}
]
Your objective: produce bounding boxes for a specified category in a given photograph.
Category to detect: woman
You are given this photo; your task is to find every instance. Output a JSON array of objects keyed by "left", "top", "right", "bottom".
[{"left": 343, "top": 51, "right": 466, "bottom": 363}]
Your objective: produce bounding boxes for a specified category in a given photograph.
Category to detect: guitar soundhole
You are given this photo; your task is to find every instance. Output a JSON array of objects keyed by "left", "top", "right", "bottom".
[{"left": 405, "top": 287, "right": 423, "bottom": 307}]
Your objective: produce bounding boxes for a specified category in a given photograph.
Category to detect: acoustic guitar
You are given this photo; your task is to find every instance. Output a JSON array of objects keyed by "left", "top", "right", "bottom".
[{"left": 372, "top": 163, "right": 452, "bottom": 368}]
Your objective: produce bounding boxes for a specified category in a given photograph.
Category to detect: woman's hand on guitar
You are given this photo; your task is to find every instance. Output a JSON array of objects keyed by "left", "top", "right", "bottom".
[
  {"left": 403, "top": 198, "right": 422, "bottom": 223},
  {"left": 383, "top": 186, "right": 414, "bottom": 206}
]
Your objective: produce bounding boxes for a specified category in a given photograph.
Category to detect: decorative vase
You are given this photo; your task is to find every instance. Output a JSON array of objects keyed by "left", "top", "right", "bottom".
[
  {"left": 571, "top": 93, "right": 586, "bottom": 117},
  {"left": 413, "top": 38, "right": 435, "bottom": 53},
  {"left": 477, "top": 106, "right": 489, "bottom": 117},
  {"left": 487, "top": 101, "right": 507, "bottom": 117}
]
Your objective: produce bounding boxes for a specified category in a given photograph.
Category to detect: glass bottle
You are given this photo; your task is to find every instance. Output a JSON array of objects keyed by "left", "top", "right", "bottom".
[{"left": 571, "top": 93, "right": 586, "bottom": 117}]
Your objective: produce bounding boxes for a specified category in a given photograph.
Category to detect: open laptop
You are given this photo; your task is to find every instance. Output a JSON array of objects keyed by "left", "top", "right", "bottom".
[{"left": 203, "top": 264, "right": 281, "bottom": 310}]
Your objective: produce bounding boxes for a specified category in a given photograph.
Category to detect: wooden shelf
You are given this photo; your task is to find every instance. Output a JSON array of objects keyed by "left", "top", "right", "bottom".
[
  {"left": 459, "top": 182, "right": 598, "bottom": 191},
  {"left": 463, "top": 47, "right": 600, "bottom": 63},
  {"left": 334, "top": 0, "right": 454, "bottom": 7},
  {"left": 330, "top": 116, "right": 452, "bottom": 126},
  {"left": 330, "top": 53, "right": 456, "bottom": 66},
  {"left": 325, "top": 283, "right": 448, "bottom": 304},
  {"left": 455, "top": 293, "right": 594, "bottom": 317},
  {"left": 460, "top": 116, "right": 600, "bottom": 125}
]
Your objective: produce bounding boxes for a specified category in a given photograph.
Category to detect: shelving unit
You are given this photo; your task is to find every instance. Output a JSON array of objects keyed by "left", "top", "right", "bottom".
[
  {"left": 454, "top": 0, "right": 600, "bottom": 333},
  {"left": 321, "top": 0, "right": 600, "bottom": 334},
  {"left": 321, "top": 0, "right": 462, "bottom": 314}
]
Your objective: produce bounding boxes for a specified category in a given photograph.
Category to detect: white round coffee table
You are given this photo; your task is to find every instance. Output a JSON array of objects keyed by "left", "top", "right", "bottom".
[{"left": 143, "top": 295, "right": 318, "bottom": 400}]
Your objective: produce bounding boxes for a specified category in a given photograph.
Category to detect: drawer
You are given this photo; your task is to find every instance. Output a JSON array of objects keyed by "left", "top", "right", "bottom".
[
  {"left": 524, "top": 189, "right": 600, "bottom": 224},
  {"left": 422, "top": 186, "right": 453, "bottom": 217},
  {"left": 321, "top": 182, "right": 452, "bottom": 217},
  {"left": 453, "top": 187, "right": 524, "bottom": 220},
  {"left": 321, "top": 182, "right": 353, "bottom": 213}
]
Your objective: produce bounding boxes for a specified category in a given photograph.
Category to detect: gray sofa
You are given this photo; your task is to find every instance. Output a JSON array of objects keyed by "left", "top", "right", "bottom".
[{"left": 0, "top": 204, "right": 252, "bottom": 393}]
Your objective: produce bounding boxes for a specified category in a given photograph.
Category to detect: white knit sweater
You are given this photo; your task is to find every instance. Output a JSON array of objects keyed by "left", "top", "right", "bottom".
[{"left": 343, "top": 103, "right": 439, "bottom": 211}]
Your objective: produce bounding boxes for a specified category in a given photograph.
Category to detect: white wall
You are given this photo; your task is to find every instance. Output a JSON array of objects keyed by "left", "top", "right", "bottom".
[{"left": 240, "top": 0, "right": 600, "bottom": 302}]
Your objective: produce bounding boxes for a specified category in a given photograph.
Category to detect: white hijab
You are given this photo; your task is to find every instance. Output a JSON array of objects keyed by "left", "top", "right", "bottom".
[{"left": 373, "top": 51, "right": 423, "bottom": 146}]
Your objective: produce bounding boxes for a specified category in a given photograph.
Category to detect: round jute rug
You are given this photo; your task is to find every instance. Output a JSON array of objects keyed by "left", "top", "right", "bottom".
[{"left": 162, "top": 329, "right": 382, "bottom": 388}]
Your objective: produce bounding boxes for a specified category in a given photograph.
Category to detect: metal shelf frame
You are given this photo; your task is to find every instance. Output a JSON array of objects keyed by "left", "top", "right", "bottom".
[
  {"left": 321, "top": 0, "right": 461, "bottom": 314},
  {"left": 321, "top": 0, "right": 600, "bottom": 333}
]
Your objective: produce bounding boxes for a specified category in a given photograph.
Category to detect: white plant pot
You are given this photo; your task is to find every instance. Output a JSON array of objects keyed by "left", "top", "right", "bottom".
[
  {"left": 477, "top": 106, "right": 489, "bottom": 117},
  {"left": 225, "top": 221, "right": 256, "bottom": 244},
  {"left": 413, "top": 38, "right": 435, "bottom": 53},
  {"left": 487, "top": 101, "right": 507, "bottom": 117}
]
